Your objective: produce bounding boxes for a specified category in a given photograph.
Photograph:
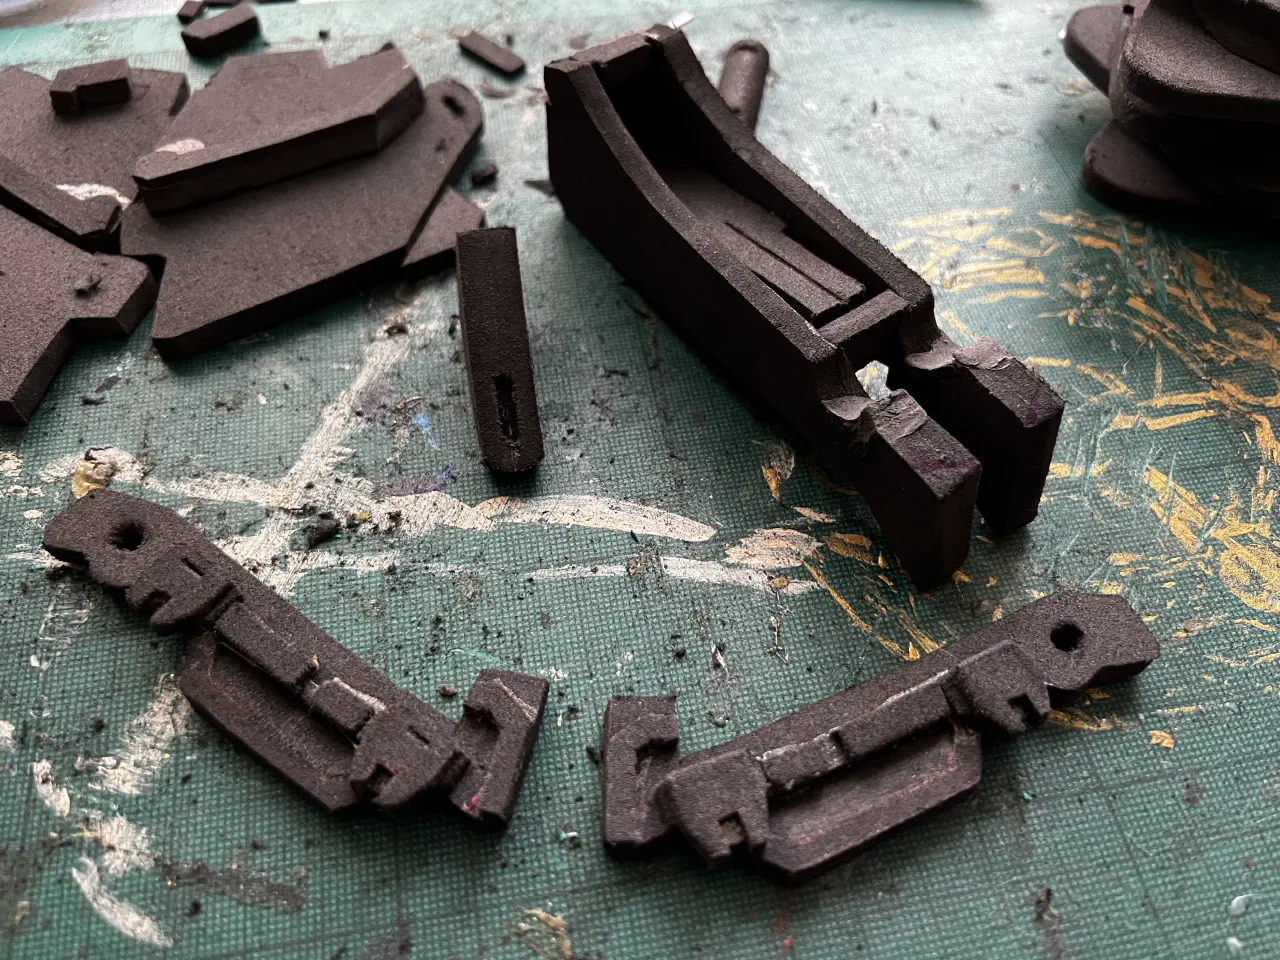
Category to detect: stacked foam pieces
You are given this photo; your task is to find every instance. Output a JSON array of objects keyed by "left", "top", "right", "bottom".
[{"left": 1063, "top": 0, "right": 1280, "bottom": 220}]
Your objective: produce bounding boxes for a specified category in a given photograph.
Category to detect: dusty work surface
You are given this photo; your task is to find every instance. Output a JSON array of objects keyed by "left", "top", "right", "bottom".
[{"left": 1, "top": 1, "right": 1278, "bottom": 957}]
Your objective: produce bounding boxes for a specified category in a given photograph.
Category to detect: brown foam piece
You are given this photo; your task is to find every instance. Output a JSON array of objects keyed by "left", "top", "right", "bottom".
[
  {"left": 1062, "top": 5, "right": 1125, "bottom": 94},
  {"left": 1192, "top": 0, "right": 1280, "bottom": 75},
  {"left": 455, "top": 227, "right": 545, "bottom": 473},
  {"left": 546, "top": 27, "right": 1064, "bottom": 586},
  {"left": 470, "top": 161, "right": 498, "bottom": 185},
  {"left": 49, "top": 59, "right": 132, "bottom": 115},
  {"left": 134, "top": 46, "right": 423, "bottom": 212},
  {"left": 120, "top": 79, "right": 482, "bottom": 359},
  {"left": 0, "top": 206, "right": 155, "bottom": 423},
  {"left": 177, "top": 1, "right": 205, "bottom": 23},
  {"left": 1154, "top": 136, "right": 1280, "bottom": 212},
  {"left": 717, "top": 39, "right": 769, "bottom": 132},
  {"left": 0, "top": 65, "right": 188, "bottom": 250},
  {"left": 181, "top": 3, "right": 260, "bottom": 58},
  {"left": 458, "top": 30, "right": 526, "bottom": 76},
  {"left": 1081, "top": 120, "right": 1217, "bottom": 216},
  {"left": 42, "top": 489, "right": 549, "bottom": 820},
  {"left": 400, "top": 187, "right": 486, "bottom": 277},
  {"left": 601, "top": 590, "right": 1159, "bottom": 883},
  {"left": 1120, "top": 0, "right": 1280, "bottom": 122}
]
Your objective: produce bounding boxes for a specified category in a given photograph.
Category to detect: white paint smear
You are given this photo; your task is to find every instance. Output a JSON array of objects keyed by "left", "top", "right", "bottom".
[
  {"left": 79, "top": 812, "right": 154, "bottom": 877},
  {"left": 32, "top": 760, "right": 71, "bottom": 817},
  {"left": 0, "top": 451, "right": 20, "bottom": 476},
  {"left": 723, "top": 528, "right": 822, "bottom": 570},
  {"left": 154, "top": 138, "right": 204, "bottom": 155},
  {"left": 526, "top": 557, "right": 817, "bottom": 596},
  {"left": 479, "top": 495, "right": 715, "bottom": 542},
  {"left": 91, "top": 675, "right": 191, "bottom": 796},
  {"left": 71, "top": 859, "right": 171, "bottom": 949},
  {"left": 0, "top": 719, "right": 14, "bottom": 753},
  {"left": 793, "top": 506, "right": 837, "bottom": 523},
  {"left": 55, "top": 183, "right": 132, "bottom": 207},
  {"left": 34, "top": 585, "right": 93, "bottom": 667}
]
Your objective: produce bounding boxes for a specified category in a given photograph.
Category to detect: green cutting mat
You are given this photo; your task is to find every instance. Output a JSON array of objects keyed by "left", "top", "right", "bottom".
[{"left": 2, "top": 1, "right": 1278, "bottom": 957}]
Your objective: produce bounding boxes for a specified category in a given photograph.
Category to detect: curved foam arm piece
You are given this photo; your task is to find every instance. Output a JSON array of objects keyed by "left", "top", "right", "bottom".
[
  {"left": 43, "top": 490, "right": 548, "bottom": 823},
  {"left": 597, "top": 590, "right": 1159, "bottom": 882}
]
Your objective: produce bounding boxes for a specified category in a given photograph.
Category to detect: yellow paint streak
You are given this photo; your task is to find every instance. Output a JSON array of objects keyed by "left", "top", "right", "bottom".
[
  {"left": 762, "top": 466, "right": 784, "bottom": 501},
  {"left": 942, "top": 259, "right": 1045, "bottom": 291},
  {"left": 1188, "top": 250, "right": 1216, "bottom": 290},
  {"left": 1110, "top": 553, "right": 1143, "bottom": 566},
  {"left": 1140, "top": 390, "right": 1217, "bottom": 409},
  {"left": 903, "top": 208, "right": 1012, "bottom": 230},
  {"left": 1049, "top": 462, "right": 1083, "bottom": 479},
  {"left": 975, "top": 288, "right": 1046, "bottom": 303},
  {"left": 952, "top": 570, "right": 972, "bottom": 584},
  {"left": 898, "top": 611, "right": 942, "bottom": 655},
  {"left": 1075, "top": 363, "right": 1133, "bottom": 401},
  {"left": 1145, "top": 466, "right": 1280, "bottom": 614},
  {"left": 1073, "top": 234, "right": 1122, "bottom": 256},
  {"left": 1253, "top": 414, "right": 1280, "bottom": 465},
  {"left": 1047, "top": 709, "right": 1114, "bottom": 732},
  {"left": 1236, "top": 618, "right": 1277, "bottom": 632},
  {"left": 1026, "top": 357, "right": 1072, "bottom": 368},
  {"left": 1143, "top": 409, "right": 1217, "bottom": 430},
  {"left": 803, "top": 561, "right": 873, "bottom": 635},
  {"left": 986, "top": 232, "right": 1060, "bottom": 258},
  {"left": 825, "top": 533, "right": 876, "bottom": 565},
  {"left": 1148, "top": 730, "right": 1176, "bottom": 749}
]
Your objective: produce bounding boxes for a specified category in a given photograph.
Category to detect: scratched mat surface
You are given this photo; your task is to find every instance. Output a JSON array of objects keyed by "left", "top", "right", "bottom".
[{"left": 1, "top": 0, "right": 1278, "bottom": 957}]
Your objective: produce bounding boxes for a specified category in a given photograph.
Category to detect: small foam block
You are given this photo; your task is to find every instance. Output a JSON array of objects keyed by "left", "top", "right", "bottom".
[
  {"left": 121, "top": 79, "right": 482, "bottom": 358},
  {"left": 0, "top": 65, "right": 188, "bottom": 250},
  {"left": 181, "top": 3, "right": 260, "bottom": 58},
  {"left": 177, "top": 0, "right": 205, "bottom": 23},
  {"left": 0, "top": 206, "right": 155, "bottom": 423},
  {"left": 458, "top": 30, "right": 526, "bottom": 76},
  {"left": 717, "top": 39, "right": 769, "bottom": 132},
  {"left": 455, "top": 227, "right": 545, "bottom": 473},
  {"left": 134, "top": 47, "right": 424, "bottom": 212},
  {"left": 400, "top": 187, "right": 485, "bottom": 277},
  {"left": 49, "top": 59, "right": 132, "bottom": 115}
]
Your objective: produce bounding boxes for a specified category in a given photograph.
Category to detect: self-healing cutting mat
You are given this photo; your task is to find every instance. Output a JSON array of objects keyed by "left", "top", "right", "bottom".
[{"left": 1, "top": 1, "right": 1278, "bottom": 957}]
